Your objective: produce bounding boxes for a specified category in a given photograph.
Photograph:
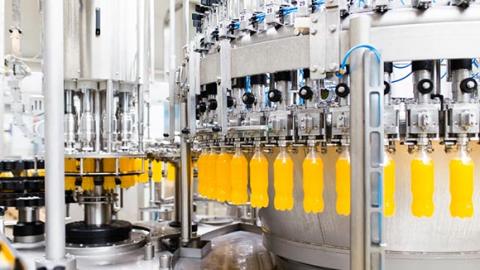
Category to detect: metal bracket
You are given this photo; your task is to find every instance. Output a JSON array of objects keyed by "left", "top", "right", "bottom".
[
  {"left": 363, "top": 51, "right": 385, "bottom": 270},
  {"left": 218, "top": 39, "right": 231, "bottom": 136},
  {"left": 310, "top": 8, "right": 340, "bottom": 79}
]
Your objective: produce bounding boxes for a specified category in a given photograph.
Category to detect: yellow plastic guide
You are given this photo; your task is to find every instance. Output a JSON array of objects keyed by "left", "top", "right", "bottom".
[
  {"left": 450, "top": 143, "right": 474, "bottom": 218},
  {"left": 230, "top": 146, "right": 248, "bottom": 205},
  {"left": 205, "top": 149, "right": 218, "bottom": 199},
  {"left": 215, "top": 149, "right": 232, "bottom": 202},
  {"left": 82, "top": 158, "right": 95, "bottom": 191},
  {"left": 411, "top": 147, "right": 434, "bottom": 217},
  {"left": 274, "top": 145, "right": 294, "bottom": 211},
  {"left": 335, "top": 147, "right": 350, "bottom": 216},
  {"left": 303, "top": 145, "right": 324, "bottom": 214},
  {"left": 103, "top": 158, "right": 117, "bottom": 190},
  {"left": 383, "top": 151, "right": 395, "bottom": 217},
  {"left": 250, "top": 146, "right": 269, "bottom": 208},
  {"left": 197, "top": 150, "right": 208, "bottom": 196},
  {"left": 65, "top": 158, "right": 77, "bottom": 191}
]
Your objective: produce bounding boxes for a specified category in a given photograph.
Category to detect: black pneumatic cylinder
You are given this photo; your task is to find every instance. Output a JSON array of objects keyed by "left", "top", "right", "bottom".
[
  {"left": 250, "top": 74, "right": 267, "bottom": 85},
  {"left": 274, "top": 71, "right": 292, "bottom": 82},
  {"left": 205, "top": 82, "right": 217, "bottom": 96},
  {"left": 412, "top": 60, "right": 434, "bottom": 73},
  {"left": 450, "top": 59, "right": 472, "bottom": 71}
]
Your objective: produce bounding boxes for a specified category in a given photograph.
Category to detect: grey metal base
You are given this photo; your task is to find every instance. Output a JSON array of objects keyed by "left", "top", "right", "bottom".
[
  {"left": 179, "top": 238, "right": 212, "bottom": 258},
  {"left": 264, "top": 232, "right": 480, "bottom": 270},
  {"left": 35, "top": 253, "right": 77, "bottom": 270}
]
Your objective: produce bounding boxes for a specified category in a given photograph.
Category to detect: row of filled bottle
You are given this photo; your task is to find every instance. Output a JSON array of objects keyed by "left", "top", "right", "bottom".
[
  {"left": 196, "top": 145, "right": 475, "bottom": 218},
  {"left": 64, "top": 158, "right": 177, "bottom": 191}
]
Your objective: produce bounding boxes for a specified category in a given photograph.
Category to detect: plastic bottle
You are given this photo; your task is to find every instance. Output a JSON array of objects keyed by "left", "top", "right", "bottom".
[
  {"left": 215, "top": 149, "right": 232, "bottom": 202},
  {"left": 205, "top": 149, "right": 218, "bottom": 199},
  {"left": 230, "top": 147, "right": 248, "bottom": 205},
  {"left": 274, "top": 145, "right": 294, "bottom": 211},
  {"left": 336, "top": 147, "right": 350, "bottom": 216},
  {"left": 197, "top": 150, "right": 209, "bottom": 196},
  {"left": 65, "top": 158, "right": 77, "bottom": 191},
  {"left": 166, "top": 162, "right": 176, "bottom": 182},
  {"left": 411, "top": 146, "right": 434, "bottom": 217},
  {"left": 103, "top": 158, "right": 116, "bottom": 191},
  {"left": 119, "top": 158, "right": 136, "bottom": 189},
  {"left": 383, "top": 151, "right": 395, "bottom": 217},
  {"left": 303, "top": 145, "right": 324, "bottom": 213},
  {"left": 82, "top": 158, "right": 95, "bottom": 191},
  {"left": 449, "top": 144, "right": 474, "bottom": 218},
  {"left": 152, "top": 160, "right": 162, "bottom": 183},
  {"left": 137, "top": 159, "right": 149, "bottom": 184},
  {"left": 250, "top": 146, "right": 269, "bottom": 208}
]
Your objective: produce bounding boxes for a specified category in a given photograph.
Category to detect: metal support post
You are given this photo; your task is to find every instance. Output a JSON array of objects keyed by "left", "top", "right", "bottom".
[
  {"left": 168, "top": 0, "right": 177, "bottom": 141},
  {"left": 0, "top": 0, "right": 4, "bottom": 159},
  {"left": 350, "top": 15, "right": 385, "bottom": 270},
  {"left": 180, "top": 96, "right": 192, "bottom": 245},
  {"left": 36, "top": 0, "right": 76, "bottom": 268},
  {"left": 349, "top": 15, "right": 369, "bottom": 270}
]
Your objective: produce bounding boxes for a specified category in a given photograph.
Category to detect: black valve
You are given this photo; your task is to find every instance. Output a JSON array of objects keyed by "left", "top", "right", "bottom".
[
  {"left": 208, "top": 99, "right": 217, "bottom": 110},
  {"left": 242, "top": 92, "right": 256, "bottom": 105},
  {"left": 196, "top": 101, "right": 207, "bottom": 113},
  {"left": 460, "top": 78, "right": 478, "bottom": 94},
  {"left": 227, "top": 96, "right": 234, "bottom": 108},
  {"left": 299, "top": 86, "right": 313, "bottom": 100},
  {"left": 268, "top": 89, "right": 282, "bottom": 102},
  {"left": 335, "top": 83, "right": 350, "bottom": 98},
  {"left": 384, "top": 81, "right": 391, "bottom": 95},
  {"left": 417, "top": 79, "right": 434, "bottom": 94},
  {"left": 384, "top": 62, "right": 393, "bottom": 74}
]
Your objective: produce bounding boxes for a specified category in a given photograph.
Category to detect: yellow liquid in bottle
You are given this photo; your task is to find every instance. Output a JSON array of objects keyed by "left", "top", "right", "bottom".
[
  {"left": 230, "top": 148, "right": 248, "bottom": 205},
  {"left": 336, "top": 149, "right": 350, "bottom": 216},
  {"left": 103, "top": 158, "right": 117, "bottom": 190},
  {"left": 137, "top": 159, "right": 149, "bottom": 183},
  {"left": 197, "top": 151, "right": 208, "bottom": 196},
  {"left": 215, "top": 150, "right": 232, "bottom": 202},
  {"left": 205, "top": 151, "right": 218, "bottom": 199},
  {"left": 65, "top": 158, "right": 77, "bottom": 191},
  {"left": 383, "top": 153, "right": 395, "bottom": 217},
  {"left": 166, "top": 162, "right": 176, "bottom": 182},
  {"left": 250, "top": 148, "right": 269, "bottom": 208},
  {"left": 450, "top": 150, "right": 474, "bottom": 218},
  {"left": 82, "top": 158, "right": 95, "bottom": 191},
  {"left": 152, "top": 160, "right": 162, "bottom": 183},
  {"left": 411, "top": 149, "right": 434, "bottom": 217},
  {"left": 274, "top": 147, "right": 294, "bottom": 211},
  {"left": 119, "top": 158, "right": 136, "bottom": 189},
  {"left": 303, "top": 147, "right": 324, "bottom": 214}
]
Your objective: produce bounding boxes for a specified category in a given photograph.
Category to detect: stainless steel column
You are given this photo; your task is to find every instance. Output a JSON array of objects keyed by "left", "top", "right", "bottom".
[
  {"left": 349, "top": 15, "right": 370, "bottom": 270},
  {"left": 168, "top": 0, "right": 176, "bottom": 140},
  {"left": 180, "top": 102, "right": 192, "bottom": 245},
  {"left": 0, "top": 0, "right": 4, "bottom": 159},
  {"left": 43, "top": 0, "right": 66, "bottom": 261}
]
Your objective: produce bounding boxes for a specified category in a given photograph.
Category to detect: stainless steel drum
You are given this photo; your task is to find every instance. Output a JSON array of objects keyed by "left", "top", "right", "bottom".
[{"left": 260, "top": 143, "right": 480, "bottom": 270}]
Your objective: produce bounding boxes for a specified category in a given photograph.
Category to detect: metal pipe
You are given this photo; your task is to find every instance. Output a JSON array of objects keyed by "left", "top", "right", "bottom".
[
  {"left": 168, "top": 0, "right": 177, "bottom": 141},
  {"left": 174, "top": 161, "right": 182, "bottom": 223},
  {"left": 106, "top": 80, "right": 114, "bottom": 152},
  {"left": 184, "top": 0, "right": 190, "bottom": 46},
  {"left": 0, "top": 0, "right": 5, "bottom": 159},
  {"left": 349, "top": 15, "right": 371, "bottom": 270},
  {"left": 43, "top": 0, "right": 66, "bottom": 260},
  {"left": 180, "top": 102, "right": 192, "bottom": 245},
  {"left": 148, "top": 160, "right": 155, "bottom": 206}
]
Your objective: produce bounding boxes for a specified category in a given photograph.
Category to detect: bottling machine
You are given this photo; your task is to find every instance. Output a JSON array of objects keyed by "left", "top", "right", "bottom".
[{"left": 1, "top": 0, "right": 480, "bottom": 270}]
